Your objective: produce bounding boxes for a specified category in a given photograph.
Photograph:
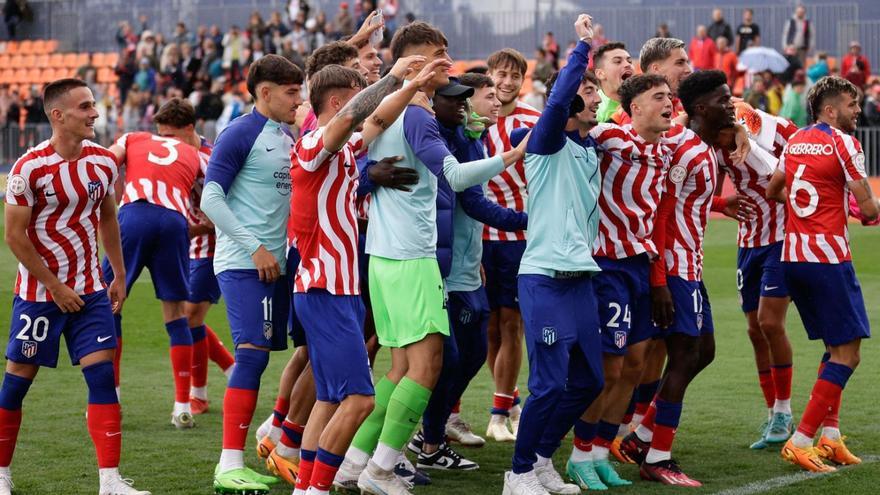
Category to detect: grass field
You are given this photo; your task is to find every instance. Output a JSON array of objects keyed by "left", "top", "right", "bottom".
[{"left": 1, "top": 218, "right": 879, "bottom": 495}]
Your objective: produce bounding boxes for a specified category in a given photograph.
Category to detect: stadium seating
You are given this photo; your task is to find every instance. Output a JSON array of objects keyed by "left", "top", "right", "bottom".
[{"left": 0, "top": 39, "right": 120, "bottom": 95}]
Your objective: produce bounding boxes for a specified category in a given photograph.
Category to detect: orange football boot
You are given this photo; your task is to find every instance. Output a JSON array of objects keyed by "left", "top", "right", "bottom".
[
  {"left": 817, "top": 436, "right": 862, "bottom": 465},
  {"left": 256, "top": 435, "right": 276, "bottom": 459},
  {"left": 266, "top": 449, "right": 299, "bottom": 486},
  {"left": 781, "top": 439, "right": 837, "bottom": 473}
]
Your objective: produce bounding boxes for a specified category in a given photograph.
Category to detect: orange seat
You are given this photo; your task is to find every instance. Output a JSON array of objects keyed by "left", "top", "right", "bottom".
[
  {"left": 18, "top": 40, "right": 33, "bottom": 54},
  {"left": 12, "top": 68, "right": 27, "bottom": 84},
  {"left": 48, "top": 53, "right": 63, "bottom": 68},
  {"left": 21, "top": 54, "right": 35, "bottom": 68},
  {"left": 39, "top": 68, "right": 55, "bottom": 83},
  {"left": 0, "top": 69, "right": 12, "bottom": 84},
  {"left": 4, "top": 41, "right": 19, "bottom": 54},
  {"left": 34, "top": 54, "right": 49, "bottom": 68},
  {"left": 32, "top": 40, "right": 46, "bottom": 54},
  {"left": 733, "top": 76, "right": 745, "bottom": 97},
  {"left": 25, "top": 68, "right": 41, "bottom": 84},
  {"left": 45, "top": 40, "right": 59, "bottom": 53},
  {"left": 75, "top": 53, "right": 89, "bottom": 67},
  {"left": 9, "top": 54, "right": 22, "bottom": 67},
  {"left": 92, "top": 53, "right": 105, "bottom": 67},
  {"left": 105, "top": 52, "right": 119, "bottom": 68},
  {"left": 0, "top": 54, "right": 8, "bottom": 67},
  {"left": 62, "top": 53, "right": 78, "bottom": 68}
]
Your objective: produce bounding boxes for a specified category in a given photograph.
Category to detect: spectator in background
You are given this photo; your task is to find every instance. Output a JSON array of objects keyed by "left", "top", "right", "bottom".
[
  {"left": 334, "top": 2, "right": 355, "bottom": 38},
  {"left": 136, "top": 30, "right": 159, "bottom": 68},
  {"left": 780, "top": 71, "right": 808, "bottom": 126},
  {"left": 862, "top": 81, "right": 880, "bottom": 126},
  {"left": 304, "top": 17, "right": 327, "bottom": 53},
  {"left": 194, "top": 78, "right": 224, "bottom": 123},
  {"left": 807, "top": 51, "right": 829, "bottom": 83},
  {"left": 279, "top": 38, "right": 305, "bottom": 68},
  {"left": 781, "top": 5, "right": 812, "bottom": 66},
  {"left": 689, "top": 25, "right": 717, "bottom": 70},
  {"left": 3, "top": 0, "right": 23, "bottom": 40},
  {"left": 116, "top": 21, "right": 137, "bottom": 50},
  {"left": 122, "top": 83, "right": 145, "bottom": 132},
  {"left": 23, "top": 86, "right": 46, "bottom": 146},
  {"left": 4, "top": 88, "right": 19, "bottom": 128},
  {"left": 222, "top": 25, "right": 245, "bottom": 82},
  {"left": 179, "top": 42, "right": 201, "bottom": 94},
  {"left": 246, "top": 11, "right": 267, "bottom": 42},
  {"left": 844, "top": 58, "right": 867, "bottom": 90},
  {"left": 209, "top": 24, "right": 223, "bottom": 48},
  {"left": 265, "top": 11, "right": 290, "bottom": 52},
  {"left": 708, "top": 8, "right": 733, "bottom": 46},
  {"left": 716, "top": 36, "right": 739, "bottom": 88},
  {"left": 745, "top": 77, "right": 770, "bottom": 112},
  {"left": 592, "top": 24, "right": 607, "bottom": 48},
  {"left": 543, "top": 31, "right": 559, "bottom": 67},
  {"left": 403, "top": 12, "right": 415, "bottom": 26},
  {"left": 114, "top": 47, "right": 137, "bottom": 105},
  {"left": 735, "top": 8, "right": 760, "bottom": 53},
  {"left": 134, "top": 57, "right": 157, "bottom": 94},
  {"left": 761, "top": 70, "right": 783, "bottom": 114},
  {"left": 173, "top": 22, "right": 196, "bottom": 47},
  {"left": 780, "top": 44, "right": 803, "bottom": 84},
  {"left": 521, "top": 79, "right": 546, "bottom": 111},
  {"left": 0, "top": 84, "right": 12, "bottom": 126},
  {"left": 841, "top": 41, "right": 870, "bottom": 83},
  {"left": 533, "top": 48, "right": 553, "bottom": 83},
  {"left": 286, "top": 18, "right": 308, "bottom": 54},
  {"left": 655, "top": 23, "right": 671, "bottom": 38},
  {"left": 246, "top": 38, "right": 266, "bottom": 65},
  {"left": 357, "top": 0, "right": 374, "bottom": 28}
]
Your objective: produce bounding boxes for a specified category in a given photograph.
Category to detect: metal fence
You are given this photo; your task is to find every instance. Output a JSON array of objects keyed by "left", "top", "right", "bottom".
[
  {"left": 837, "top": 20, "right": 880, "bottom": 72},
  {"left": 4, "top": 123, "right": 880, "bottom": 175},
  {"left": 12, "top": 0, "right": 863, "bottom": 61}
]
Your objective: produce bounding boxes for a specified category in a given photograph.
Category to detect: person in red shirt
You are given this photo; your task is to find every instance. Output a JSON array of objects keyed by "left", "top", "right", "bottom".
[
  {"left": 841, "top": 41, "right": 871, "bottom": 82},
  {"left": 688, "top": 25, "right": 718, "bottom": 71},
  {"left": 716, "top": 37, "right": 740, "bottom": 88}
]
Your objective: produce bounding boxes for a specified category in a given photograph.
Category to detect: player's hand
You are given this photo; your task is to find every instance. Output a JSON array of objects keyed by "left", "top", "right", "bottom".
[
  {"left": 356, "top": 10, "right": 384, "bottom": 40},
  {"left": 650, "top": 285, "right": 674, "bottom": 329},
  {"left": 409, "top": 58, "right": 453, "bottom": 90},
  {"left": 389, "top": 55, "right": 427, "bottom": 81},
  {"left": 252, "top": 246, "right": 281, "bottom": 282},
  {"left": 49, "top": 282, "right": 85, "bottom": 313},
  {"left": 107, "top": 277, "right": 127, "bottom": 314},
  {"left": 722, "top": 194, "right": 757, "bottom": 222},
  {"left": 575, "top": 14, "right": 594, "bottom": 42},
  {"left": 514, "top": 131, "right": 531, "bottom": 160},
  {"left": 368, "top": 156, "right": 420, "bottom": 192},
  {"left": 730, "top": 125, "right": 752, "bottom": 164}
]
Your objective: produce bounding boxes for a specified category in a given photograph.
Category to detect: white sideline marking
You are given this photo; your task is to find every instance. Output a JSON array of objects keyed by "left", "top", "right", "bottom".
[{"left": 711, "top": 455, "right": 880, "bottom": 495}]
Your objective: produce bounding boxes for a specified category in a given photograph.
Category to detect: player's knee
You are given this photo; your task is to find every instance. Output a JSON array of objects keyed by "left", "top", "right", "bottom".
[
  {"left": 746, "top": 324, "right": 765, "bottom": 344},
  {"left": 757, "top": 317, "right": 785, "bottom": 339},
  {"left": 344, "top": 394, "right": 375, "bottom": 423}
]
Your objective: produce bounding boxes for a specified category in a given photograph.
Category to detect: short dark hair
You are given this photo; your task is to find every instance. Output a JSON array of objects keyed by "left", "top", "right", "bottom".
[
  {"left": 593, "top": 42, "right": 627, "bottom": 70},
  {"left": 618, "top": 74, "right": 669, "bottom": 116},
  {"left": 390, "top": 21, "right": 448, "bottom": 61},
  {"left": 459, "top": 73, "right": 494, "bottom": 89},
  {"left": 639, "top": 37, "right": 686, "bottom": 73},
  {"left": 545, "top": 69, "right": 593, "bottom": 118},
  {"left": 309, "top": 65, "right": 367, "bottom": 115},
  {"left": 305, "top": 41, "right": 359, "bottom": 77},
  {"left": 677, "top": 69, "right": 728, "bottom": 116},
  {"left": 486, "top": 48, "right": 528, "bottom": 76},
  {"left": 247, "top": 54, "right": 304, "bottom": 99},
  {"left": 154, "top": 97, "right": 197, "bottom": 128},
  {"left": 582, "top": 69, "right": 600, "bottom": 88},
  {"left": 807, "top": 76, "right": 860, "bottom": 122},
  {"left": 42, "top": 78, "right": 89, "bottom": 114}
]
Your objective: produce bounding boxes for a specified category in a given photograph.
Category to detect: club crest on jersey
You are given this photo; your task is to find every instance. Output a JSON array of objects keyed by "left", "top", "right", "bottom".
[
  {"left": 696, "top": 313, "right": 704, "bottom": 330},
  {"left": 21, "top": 341, "right": 37, "bottom": 359},
  {"left": 668, "top": 165, "right": 687, "bottom": 184},
  {"left": 542, "top": 327, "right": 557, "bottom": 346},
  {"left": 8, "top": 175, "right": 26, "bottom": 196},
  {"left": 614, "top": 331, "right": 627, "bottom": 349},
  {"left": 263, "top": 321, "right": 273, "bottom": 340},
  {"left": 87, "top": 180, "right": 104, "bottom": 201},
  {"left": 855, "top": 153, "right": 867, "bottom": 176}
]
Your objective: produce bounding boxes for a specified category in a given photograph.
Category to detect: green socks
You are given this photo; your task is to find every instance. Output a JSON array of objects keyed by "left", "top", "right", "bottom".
[
  {"left": 350, "top": 376, "right": 396, "bottom": 455},
  {"left": 378, "top": 377, "right": 431, "bottom": 450}
]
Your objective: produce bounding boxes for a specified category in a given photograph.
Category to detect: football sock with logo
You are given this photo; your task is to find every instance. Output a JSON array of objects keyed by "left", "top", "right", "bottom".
[
  {"left": 378, "top": 378, "right": 431, "bottom": 453},
  {"left": 0, "top": 373, "right": 31, "bottom": 467},
  {"left": 350, "top": 376, "right": 395, "bottom": 457},
  {"left": 166, "top": 318, "right": 193, "bottom": 407},
  {"left": 190, "top": 325, "right": 208, "bottom": 397},
  {"left": 222, "top": 349, "right": 269, "bottom": 453},
  {"left": 645, "top": 399, "right": 682, "bottom": 464},
  {"left": 310, "top": 448, "right": 344, "bottom": 493},
  {"left": 83, "top": 361, "right": 121, "bottom": 468},
  {"left": 570, "top": 420, "right": 597, "bottom": 463},
  {"left": 294, "top": 449, "right": 316, "bottom": 492}
]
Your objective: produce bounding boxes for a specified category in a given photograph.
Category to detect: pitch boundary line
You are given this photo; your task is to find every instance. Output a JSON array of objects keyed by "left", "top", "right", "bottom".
[{"left": 711, "top": 455, "right": 880, "bottom": 495}]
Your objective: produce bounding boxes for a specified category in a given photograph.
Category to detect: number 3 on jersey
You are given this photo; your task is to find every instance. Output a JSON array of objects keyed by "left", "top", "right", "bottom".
[
  {"left": 147, "top": 135, "right": 180, "bottom": 166},
  {"left": 789, "top": 164, "right": 818, "bottom": 218}
]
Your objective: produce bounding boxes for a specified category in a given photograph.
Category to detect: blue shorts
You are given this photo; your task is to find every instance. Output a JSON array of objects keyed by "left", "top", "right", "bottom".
[
  {"left": 448, "top": 287, "right": 491, "bottom": 336},
  {"left": 594, "top": 255, "right": 655, "bottom": 354},
  {"left": 784, "top": 261, "right": 870, "bottom": 347},
  {"left": 285, "top": 246, "right": 306, "bottom": 347},
  {"left": 102, "top": 201, "right": 189, "bottom": 301},
  {"left": 294, "top": 290, "right": 373, "bottom": 403},
  {"left": 737, "top": 242, "right": 788, "bottom": 313},
  {"left": 6, "top": 291, "right": 117, "bottom": 368},
  {"left": 218, "top": 270, "right": 291, "bottom": 351},
  {"left": 518, "top": 274, "right": 603, "bottom": 391},
  {"left": 188, "top": 258, "right": 221, "bottom": 304},
  {"left": 358, "top": 233, "right": 370, "bottom": 298},
  {"left": 482, "top": 240, "right": 526, "bottom": 310},
  {"left": 664, "top": 276, "right": 714, "bottom": 337}
]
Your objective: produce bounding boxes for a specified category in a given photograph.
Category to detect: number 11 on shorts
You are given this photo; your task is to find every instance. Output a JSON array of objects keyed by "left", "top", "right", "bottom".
[{"left": 261, "top": 296, "right": 273, "bottom": 321}]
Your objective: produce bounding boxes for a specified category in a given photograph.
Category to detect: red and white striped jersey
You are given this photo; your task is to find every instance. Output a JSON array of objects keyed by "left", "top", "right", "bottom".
[
  {"left": 188, "top": 138, "right": 215, "bottom": 259},
  {"left": 735, "top": 103, "right": 799, "bottom": 158},
  {"left": 116, "top": 132, "right": 202, "bottom": 218},
  {"left": 717, "top": 139, "right": 786, "bottom": 248},
  {"left": 290, "top": 128, "right": 364, "bottom": 295},
  {"left": 611, "top": 97, "right": 686, "bottom": 126},
  {"left": 779, "top": 123, "right": 866, "bottom": 264},
  {"left": 6, "top": 140, "right": 118, "bottom": 302},
  {"left": 483, "top": 100, "right": 541, "bottom": 241},
  {"left": 589, "top": 123, "right": 671, "bottom": 259},
  {"left": 662, "top": 128, "right": 717, "bottom": 281}
]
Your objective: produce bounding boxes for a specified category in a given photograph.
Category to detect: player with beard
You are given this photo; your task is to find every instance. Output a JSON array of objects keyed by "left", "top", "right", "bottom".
[
  {"left": 593, "top": 42, "right": 634, "bottom": 123},
  {"left": 483, "top": 48, "right": 542, "bottom": 442}
]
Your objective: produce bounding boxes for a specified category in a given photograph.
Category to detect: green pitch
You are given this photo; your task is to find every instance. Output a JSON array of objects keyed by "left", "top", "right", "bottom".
[{"left": 1, "top": 218, "right": 878, "bottom": 494}]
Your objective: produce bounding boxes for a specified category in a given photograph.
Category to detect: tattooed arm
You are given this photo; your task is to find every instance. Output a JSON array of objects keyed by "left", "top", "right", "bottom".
[{"left": 321, "top": 55, "right": 425, "bottom": 152}]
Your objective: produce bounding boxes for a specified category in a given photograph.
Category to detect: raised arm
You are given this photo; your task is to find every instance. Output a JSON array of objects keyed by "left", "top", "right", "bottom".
[{"left": 528, "top": 14, "right": 593, "bottom": 156}]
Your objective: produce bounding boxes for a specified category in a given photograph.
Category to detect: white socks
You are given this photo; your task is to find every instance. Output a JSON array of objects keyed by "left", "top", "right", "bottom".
[
  {"left": 275, "top": 442, "right": 299, "bottom": 459},
  {"left": 592, "top": 445, "right": 610, "bottom": 461},
  {"left": 570, "top": 446, "right": 592, "bottom": 463},
  {"left": 372, "top": 443, "right": 400, "bottom": 472},
  {"left": 173, "top": 401, "right": 191, "bottom": 416},
  {"left": 773, "top": 399, "right": 792, "bottom": 415},
  {"left": 191, "top": 386, "right": 208, "bottom": 400},
  {"left": 534, "top": 454, "right": 550, "bottom": 468},
  {"left": 635, "top": 424, "right": 653, "bottom": 443},
  {"left": 218, "top": 449, "right": 244, "bottom": 472},
  {"left": 790, "top": 431, "right": 813, "bottom": 449},
  {"left": 645, "top": 448, "right": 670, "bottom": 464},
  {"left": 268, "top": 425, "right": 283, "bottom": 442},
  {"left": 346, "top": 446, "right": 370, "bottom": 468},
  {"left": 822, "top": 427, "right": 841, "bottom": 441}
]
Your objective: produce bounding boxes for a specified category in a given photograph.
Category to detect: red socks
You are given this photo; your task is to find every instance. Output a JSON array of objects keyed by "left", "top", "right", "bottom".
[
  {"left": 797, "top": 379, "right": 842, "bottom": 438},
  {"left": 222, "top": 388, "right": 259, "bottom": 450},
  {"left": 273, "top": 397, "right": 290, "bottom": 428},
  {"left": 0, "top": 409, "right": 21, "bottom": 466},
  {"left": 758, "top": 369, "right": 775, "bottom": 408},
  {"left": 771, "top": 365, "right": 792, "bottom": 402},
  {"left": 169, "top": 345, "right": 192, "bottom": 403},
  {"left": 191, "top": 330, "right": 208, "bottom": 389},
  {"left": 491, "top": 393, "right": 514, "bottom": 415},
  {"left": 310, "top": 459, "right": 340, "bottom": 491},
  {"left": 87, "top": 403, "right": 121, "bottom": 468},
  {"left": 295, "top": 450, "right": 316, "bottom": 491}
]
